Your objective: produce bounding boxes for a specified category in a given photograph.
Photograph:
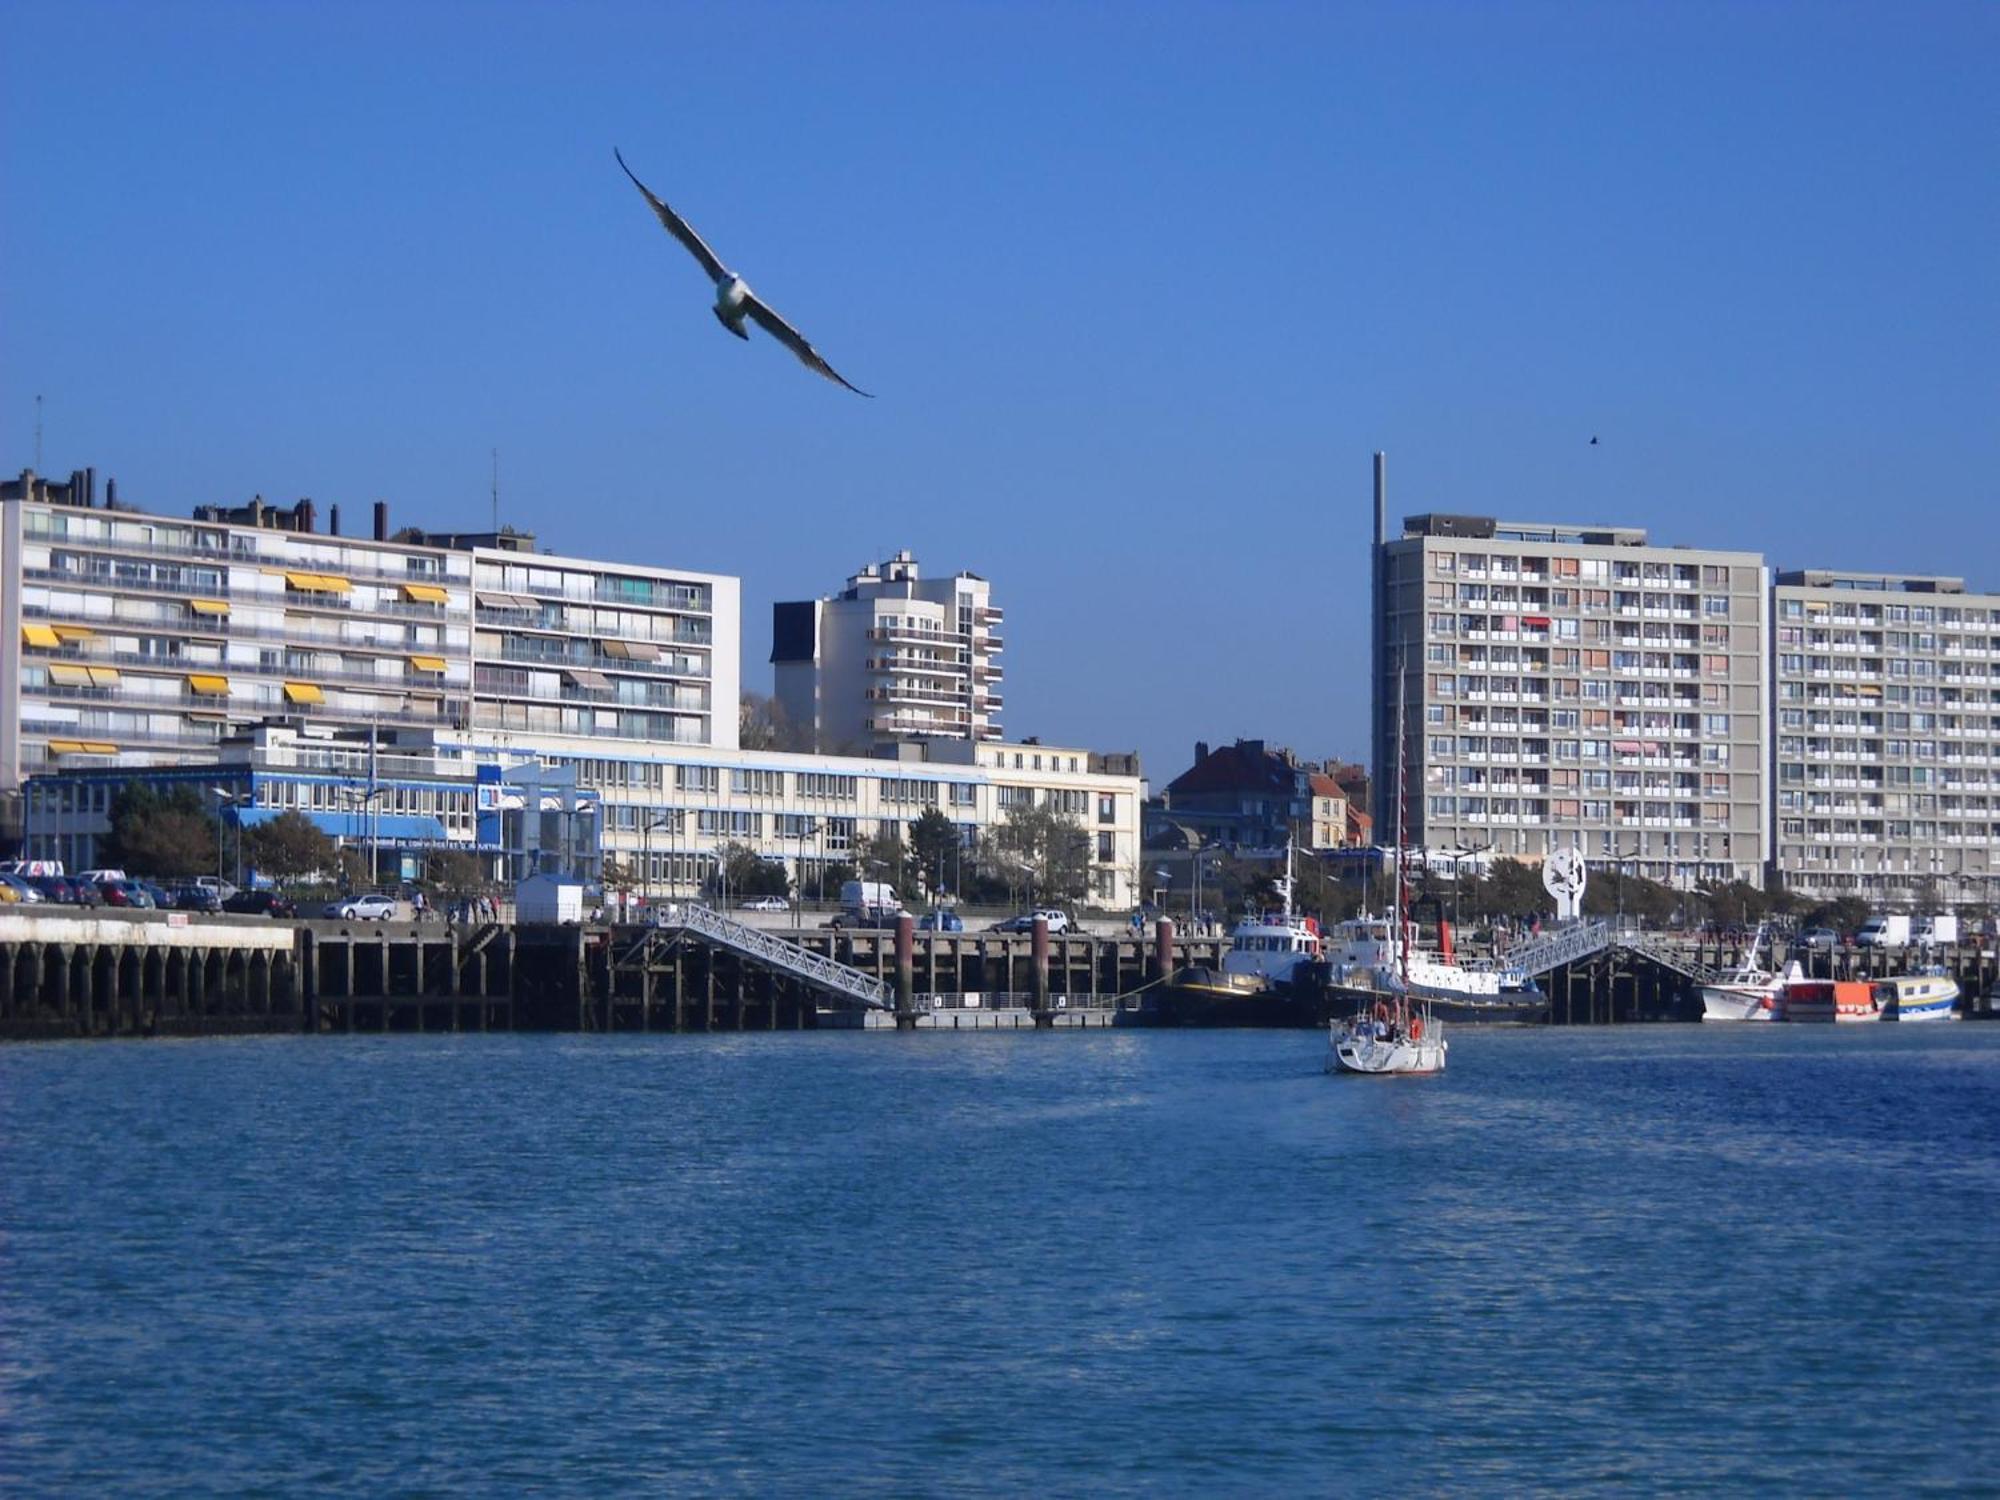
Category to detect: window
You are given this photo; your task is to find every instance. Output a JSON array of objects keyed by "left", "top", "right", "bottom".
[
  {"left": 1097, "top": 793, "right": 1116, "bottom": 823},
  {"left": 677, "top": 765, "right": 718, "bottom": 793}
]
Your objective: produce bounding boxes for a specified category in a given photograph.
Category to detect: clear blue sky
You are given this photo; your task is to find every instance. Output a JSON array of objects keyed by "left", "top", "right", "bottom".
[{"left": 6, "top": 1, "right": 1995, "bottom": 782}]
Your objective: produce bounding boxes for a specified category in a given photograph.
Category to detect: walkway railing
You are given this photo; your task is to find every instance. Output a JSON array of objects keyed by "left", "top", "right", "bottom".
[
  {"left": 651, "top": 901, "right": 890, "bottom": 1010},
  {"left": 1503, "top": 918, "right": 1616, "bottom": 976},
  {"left": 1618, "top": 930, "right": 1728, "bottom": 985}
]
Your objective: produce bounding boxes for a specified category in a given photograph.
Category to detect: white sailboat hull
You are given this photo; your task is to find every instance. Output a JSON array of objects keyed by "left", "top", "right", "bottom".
[{"left": 1326, "top": 1019, "right": 1447, "bottom": 1076}]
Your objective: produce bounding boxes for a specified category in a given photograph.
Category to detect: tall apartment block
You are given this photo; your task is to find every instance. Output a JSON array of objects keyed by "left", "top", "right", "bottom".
[
  {"left": 771, "top": 550, "right": 1003, "bottom": 751},
  {"left": 1769, "top": 570, "right": 2000, "bottom": 906},
  {"left": 1373, "top": 474, "right": 1770, "bottom": 887},
  {"left": 0, "top": 469, "right": 737, "bottom": 793}
]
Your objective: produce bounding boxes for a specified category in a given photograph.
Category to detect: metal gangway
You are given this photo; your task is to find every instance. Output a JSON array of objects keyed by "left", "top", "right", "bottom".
[
  {"left": 1618, "top": 928, "right": 1730, "bottom": 986},
  {"left": 1500, "top": 917, "right": 1616, "bottom": 977},
  {"left": 650, "top": 902, "right": 891, "bottom": 1010}
]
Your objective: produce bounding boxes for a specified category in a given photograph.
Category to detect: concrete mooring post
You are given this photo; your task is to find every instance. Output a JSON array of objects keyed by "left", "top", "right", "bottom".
[
  {"left": 1031, "top": 917, "right": 1053, "bottom": 1027},
  {"left": 894, "top": 915, "right": 917, "bottom": 1030}
]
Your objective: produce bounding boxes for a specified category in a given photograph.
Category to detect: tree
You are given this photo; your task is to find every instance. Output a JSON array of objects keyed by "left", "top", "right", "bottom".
[
  {"left": 739, "top": 692, "right": 812, "bottom": 752},
  {"left": 425, "top": 848, "right": 492, "bottom": 898},
  {"left": 101, "top": 784, "right": 219, "bottom": 878},
  {"left": 982, "top": 803, "right": 1090, "bottom": 906},
  {"left": 708, "top": 842, "right": 789, "bottom": 900},
  {"left": 1475, "top": 858, "right": 1551, "bottom": 921},
  {"left": 241, "top": 810, "right": 339, "bottom": 885},
  {"left": 857, "top": 829, "right": 918, "bottom": 895},
  {"left": 908, "top": 808, "right": 960, "bottom": 901}
]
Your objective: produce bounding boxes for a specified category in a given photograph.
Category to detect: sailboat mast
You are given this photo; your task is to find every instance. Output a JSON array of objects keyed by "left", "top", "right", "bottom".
[{"left": 1395, "top": 653, "right": 1411, "bottom": 992}]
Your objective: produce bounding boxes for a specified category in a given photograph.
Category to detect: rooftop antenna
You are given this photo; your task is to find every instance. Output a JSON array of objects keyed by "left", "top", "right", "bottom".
[{"left": 490, "top": 448, "right": 499, "bottom": 533}]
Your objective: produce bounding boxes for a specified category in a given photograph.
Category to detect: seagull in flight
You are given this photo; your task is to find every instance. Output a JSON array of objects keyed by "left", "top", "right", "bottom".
[{"left": 614, "top": 149, "right": 872, "bottom": 397}]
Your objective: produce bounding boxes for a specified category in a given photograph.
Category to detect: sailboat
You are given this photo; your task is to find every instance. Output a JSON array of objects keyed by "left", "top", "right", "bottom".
[{"left": 1327, "top": 663, "right": 1447, "bottom": 1076}]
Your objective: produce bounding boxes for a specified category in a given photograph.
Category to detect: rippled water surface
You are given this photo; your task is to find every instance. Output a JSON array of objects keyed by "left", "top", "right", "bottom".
[{"left": 3, "top": 1026, "right": 1997, "bottom": 1493}]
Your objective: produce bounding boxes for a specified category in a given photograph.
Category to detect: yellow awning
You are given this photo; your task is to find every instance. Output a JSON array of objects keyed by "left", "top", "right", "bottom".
[
  {"left": 407, "top": 654, "right": 447, "bottom": 673},
  {"left": 601, "top": 638, "right": 660, "bottom": 661},
  {"left": 82, "top": 742, "right": 117, "bottom": 755},
  {"left": 46, "top": 739, "right": 87, "bottom": 754},
  {"left": 285, "top": 571, "right": 351, "bottom": 594},
  {"left": 283, "top": 681, "right": 325, "bottom": 704},
  {"left": 189, "top": 598, "right": 231, "bottom": 616},
  {"left": 402, "top": 582, "right": 449, "bottom": 604},
  {"left": 46, "top": 663, "right": 92, "bottom": 686},
  {"left": 52, "top": 625, "right": 96, "bottom": 641},
  {"left": 21, "top": 624, "right": 59, "bottom": 648},
  {"left": 187, "top": 673, "right": 231, "bottom": 696},
  {"left": 87, "top": 667, "right": 121, "bottom": 686}
]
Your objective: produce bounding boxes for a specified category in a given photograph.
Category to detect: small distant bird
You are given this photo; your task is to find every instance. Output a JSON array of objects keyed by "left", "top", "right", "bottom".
[
  {"left": 614, "top": 149, "right": 872, "bottom": 397},
  {"left": 1589, "top": 435, "right": 1599, "bottom": 445}
]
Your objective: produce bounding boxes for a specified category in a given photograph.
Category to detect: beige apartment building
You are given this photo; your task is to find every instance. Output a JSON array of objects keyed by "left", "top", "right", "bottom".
[
  {"left": 1769, "top": 570, "right": 2000, "bottom": 906},
  {"left": 1374, "top": 500, "right": 1770, "bottom": 889}
]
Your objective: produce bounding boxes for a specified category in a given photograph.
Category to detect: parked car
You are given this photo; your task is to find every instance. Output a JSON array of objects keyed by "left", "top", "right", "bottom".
[
  {"left": 991, "top": 908, "right": 1071, "bottom": 935},
  {"left": 168, "top": 884, "right": 223, "bottom": 913},
  {"left": 324, "top": 893, "right": 399, "bottom": 921},
  {"left": 0, "top": 872, "right": 47, "bottom": 904},
  {"left": 1794, "top": 927, "right": 1842, "bottom": 952},
  {"left": 30, "top": 874, "right": 99, "bottom": 905},
  {"left": 97, "top": 879, "right": 155, "bottom": 909},
  {"left": 135, "top": 880, "right": 176, "bottom": 910},
  {"left": 194, "top": 876, "right": 239, "bottom": 902},
  {"left": 224, "top": 890, "right": 297, "bottom": 918},
  {"left": 916, "top": 909, "right": 965, "bottom": 932},
  {"left": 737, "top": 895, "right": 790, "bottom": 913}
]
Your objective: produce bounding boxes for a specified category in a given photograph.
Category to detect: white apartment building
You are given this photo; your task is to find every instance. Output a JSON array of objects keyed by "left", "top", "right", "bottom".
[
  {"left": 1770, "top": 570, "right": 2000, "bottom": 906},
  {"left": 1, "top": 471, "right": 737, "bottom": 792},
  {"left": 1374, "top": 498, "right": 1770, "bottom": 888},
  {"left": 7, "top": 470, "right": 1143, "bottom": 906},
  {"left": 771, "top": 550, "right": 1003, "bottom": 751}
]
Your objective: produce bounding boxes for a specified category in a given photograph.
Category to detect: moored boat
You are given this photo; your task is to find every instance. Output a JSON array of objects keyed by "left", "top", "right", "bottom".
[
  {"left": 1876, "top": 970, "right": 1960, "bottom": 1022},
  {"left": 1700, "top": 924, "right": 1803, "bottom": 1022},
  {"left": 1320, "top": 914, "right": 1548, "bottom": 1023},
  {"left": 1780, "top": 978, "right": 1881, "bottom": 1023}
]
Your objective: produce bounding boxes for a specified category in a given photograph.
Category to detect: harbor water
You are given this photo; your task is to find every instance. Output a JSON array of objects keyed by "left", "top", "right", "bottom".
[{"left": 3, "top": 1026, "right": 1996, "bottom": 1493}]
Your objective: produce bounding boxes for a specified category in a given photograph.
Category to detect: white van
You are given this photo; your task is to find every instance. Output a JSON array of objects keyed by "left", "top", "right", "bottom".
[
  {"left": 1855, "top": 914, "right": 1910, "bottom": 949},
  {"left": 76, "top": 868, "right": 129, "bottom": 885},
  {"left": 1914, "top": 914, "right": 1959, "bottom": 947}
]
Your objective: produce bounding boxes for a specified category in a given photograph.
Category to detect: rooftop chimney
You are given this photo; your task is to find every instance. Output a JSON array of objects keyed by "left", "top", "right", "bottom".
[
  {"left": 373, "top": 500, "right": 388, "bottom": 541},
  {"left": 293, "top": 498, "right": 314, "bottom": 533},
  {"left": 329, "top": 503, "right": 341, "bottom": 536}
]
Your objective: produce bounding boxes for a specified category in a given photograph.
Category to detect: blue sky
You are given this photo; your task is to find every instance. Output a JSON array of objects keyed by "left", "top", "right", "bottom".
[{"left": 6, "top": 1, "right": 1995, "bottom": 782}]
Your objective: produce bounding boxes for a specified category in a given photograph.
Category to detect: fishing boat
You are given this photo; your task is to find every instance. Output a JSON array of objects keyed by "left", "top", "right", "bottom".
[
  {"left": 1328, "top": 666, "right": 1446, "bottom": 1076},
  {"left": 1876, "top": 969, "right": 1960, "bottom": 1021},
  {"left": 1780, "top": 978, "right": 1881, "bottom": 1023},
  {"left": 1320, "top": 914, "right": 1549, "bottom": 1023},
  {"left": 1699, "top": 924, "right": 1805, "bottom": 1022}
]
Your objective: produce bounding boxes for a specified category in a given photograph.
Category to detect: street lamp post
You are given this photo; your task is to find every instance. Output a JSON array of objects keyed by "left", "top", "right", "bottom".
[{"left": 208, "top": 785, "right": 254, "bottom": 890}]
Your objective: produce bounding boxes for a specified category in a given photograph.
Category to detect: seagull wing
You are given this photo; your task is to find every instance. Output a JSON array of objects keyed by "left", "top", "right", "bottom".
[
  {"left": 614, "top": 148, "right": 730, "bottom": 285},
  {"left": 741, "top": 291, "right": 874, "bottom": 397}
]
